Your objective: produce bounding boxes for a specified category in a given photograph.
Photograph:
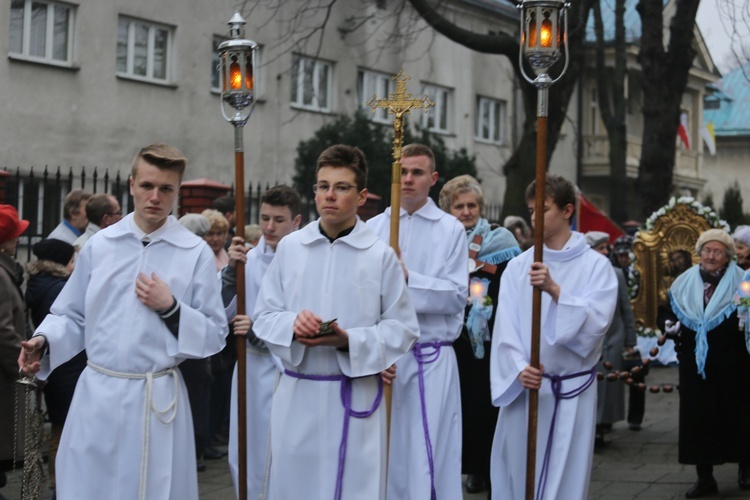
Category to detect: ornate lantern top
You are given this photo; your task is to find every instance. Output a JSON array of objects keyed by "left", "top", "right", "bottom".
[
  {"left": 218, "top": 12, "right": 258, "bottom": 125},
  {"left": 518, "top": 0, "right": 569, "bottom": 82}
]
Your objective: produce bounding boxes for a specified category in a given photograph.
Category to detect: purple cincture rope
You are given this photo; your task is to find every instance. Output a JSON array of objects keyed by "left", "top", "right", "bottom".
[
  {"left": 412, "top": 341, "right": 453, "bottom": 500},
  {"left": 284, "top": 369, "right": 383, "bottom": 500},
  {"left": 536, "top": 366, "right": 597, "bottom": 500}
]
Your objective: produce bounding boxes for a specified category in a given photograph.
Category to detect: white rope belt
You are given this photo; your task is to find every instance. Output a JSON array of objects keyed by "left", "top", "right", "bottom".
[{"left": 87, "top": 360, "right": 179, "bottom": 500}]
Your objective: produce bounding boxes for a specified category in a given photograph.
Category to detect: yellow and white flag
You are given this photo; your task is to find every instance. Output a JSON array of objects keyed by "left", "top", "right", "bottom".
[{"left": 700, "top": 122, "right": 716, "bottom": 156}]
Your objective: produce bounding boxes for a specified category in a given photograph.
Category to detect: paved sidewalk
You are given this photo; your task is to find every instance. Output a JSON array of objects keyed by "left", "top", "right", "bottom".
[{"left": 5, "top": 366, "right": 750, "bottom": 499}]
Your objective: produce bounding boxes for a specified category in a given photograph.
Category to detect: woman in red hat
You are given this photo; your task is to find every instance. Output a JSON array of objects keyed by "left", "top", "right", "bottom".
[{"left": 0, "top": 204, "right": 30, "bottom": 493}]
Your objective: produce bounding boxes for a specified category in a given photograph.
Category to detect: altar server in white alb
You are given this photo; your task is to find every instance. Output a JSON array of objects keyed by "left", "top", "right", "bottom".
[
  {"left": 221, "top": 185, "right": 302, "bottom": 498},
  {"left": 367, "top": 144, "right": 467, "bottom": 500},
  {"left": 19, "top": 144, "right": 229, "bottom": 500},
  {"left": 253, "top": 145, "right": 419, "bottom": 500},
  {"left": 489, "top": 175, "right": 617, "bottom": 500}
]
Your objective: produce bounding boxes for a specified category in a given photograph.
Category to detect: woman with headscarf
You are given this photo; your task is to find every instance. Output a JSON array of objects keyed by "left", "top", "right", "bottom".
[
  {"left": 438, "top": 175, "right": 521, "bottom": 494},
  {"left": 661, "top": 228, "right": 750, "bottom": 498},
  {"left": 0, "top": 205, "right": 29, "bottom": 493}
]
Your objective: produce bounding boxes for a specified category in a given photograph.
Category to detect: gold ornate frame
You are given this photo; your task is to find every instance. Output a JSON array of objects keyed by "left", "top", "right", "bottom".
[{"left": 632, "top": 204, "right": 712, "bottom": 329}]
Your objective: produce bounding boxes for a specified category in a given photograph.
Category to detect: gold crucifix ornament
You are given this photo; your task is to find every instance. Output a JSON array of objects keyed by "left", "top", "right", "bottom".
[{"left": 366, "top": 69, "right": 434, "bottom": 165}]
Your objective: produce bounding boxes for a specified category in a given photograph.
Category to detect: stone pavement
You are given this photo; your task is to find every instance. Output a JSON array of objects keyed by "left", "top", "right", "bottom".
[{"left": 4, "top": 365, "right": 750, "bottom": 499}]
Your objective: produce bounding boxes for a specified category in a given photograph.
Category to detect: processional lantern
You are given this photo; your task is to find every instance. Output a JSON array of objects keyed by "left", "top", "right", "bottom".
[
  {"left": 217, "top": 11, "right": 258, "bottom": 500},
  {"left": 517, "top": 1, "right": 570, "bottom": 500},
  {"left": 218, "top": 12, "right": 258, "bottom": 125}
]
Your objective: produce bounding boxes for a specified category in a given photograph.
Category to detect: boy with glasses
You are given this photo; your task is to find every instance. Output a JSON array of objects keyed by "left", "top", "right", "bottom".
[{"left": 252, "top": 144, "right": 419, "bottom": 500}]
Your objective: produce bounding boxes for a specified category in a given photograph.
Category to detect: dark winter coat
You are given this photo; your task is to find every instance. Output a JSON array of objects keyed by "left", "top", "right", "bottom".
[{"left": 25, "top": 260, "right": 86, "bottom": 424}]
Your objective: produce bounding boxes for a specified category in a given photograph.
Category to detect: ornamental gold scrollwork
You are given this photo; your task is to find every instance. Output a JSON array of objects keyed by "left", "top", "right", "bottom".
[{"left": 632, "top": 204, "right": 713, "bottom": 329}]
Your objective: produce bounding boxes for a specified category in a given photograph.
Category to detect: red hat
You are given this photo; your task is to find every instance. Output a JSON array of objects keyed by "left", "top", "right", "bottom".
[{"left": 0, "top": 205, "right": 30, "bottom": 243}]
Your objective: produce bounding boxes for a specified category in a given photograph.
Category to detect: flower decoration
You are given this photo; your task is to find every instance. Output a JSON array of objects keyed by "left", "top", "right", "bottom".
[{"left": 642, "top": 196, "right": 730, "bottom": 232}]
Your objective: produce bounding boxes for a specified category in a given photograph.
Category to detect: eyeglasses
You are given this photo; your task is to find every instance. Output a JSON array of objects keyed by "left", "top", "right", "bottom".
[
  {"left": 700, "top": 247, "right": 726, "bottom": 258},
  {"left": 312, "top": 183, "right": 358, "bottom": 195}
]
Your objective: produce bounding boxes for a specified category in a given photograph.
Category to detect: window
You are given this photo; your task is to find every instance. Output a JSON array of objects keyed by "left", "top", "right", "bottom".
[
  {"left": 475, "top": 96, "right": 506, "bottom": 144},
  {"left": 290, "top": 55, "right": 332, "bottom": 112},
  {"left": 212, "top": 37, "right": 262, "bottom": 96},
  {"left": 9, "top": 0, "right": 75, "bottom": 65},
  {"left": 357, "top": 69, "right": 395, "bottom": 124},
  {"left": 117, "top": 17, "right": 172, "bottom": 83},
  {"left": 421, "top": 83, "right": 452, "bottom": 133}
]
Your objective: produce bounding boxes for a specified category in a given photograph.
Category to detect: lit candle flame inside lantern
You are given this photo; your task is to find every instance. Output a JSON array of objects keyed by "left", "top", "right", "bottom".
[
  {"left": 739, "top": 280, "right": 750, "bottom": 298},
  {"left": 470, "top": 280, "right": 485, "bottom": 300},
  {"left": 541, "top": 20, "right": 552, "bottom": 47},
  {"left": 230, "top": 62, "right": 243, "bottom": 90}
]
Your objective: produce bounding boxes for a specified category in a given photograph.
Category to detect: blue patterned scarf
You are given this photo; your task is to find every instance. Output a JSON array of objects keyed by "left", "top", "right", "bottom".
[
  {"left": 465, "top": 218, "right": 521, "bottom": 358},
  {"left": 669, "top": 262, "right": 744, "bottom": 379}
]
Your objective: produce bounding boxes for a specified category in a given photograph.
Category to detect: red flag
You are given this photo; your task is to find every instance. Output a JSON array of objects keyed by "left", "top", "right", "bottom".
[
  {"left": 575, "top": 190, "right": 625, "bottom": 243},
  {"left": 677, "top": 112, "right": 691, "bottom": 149}
]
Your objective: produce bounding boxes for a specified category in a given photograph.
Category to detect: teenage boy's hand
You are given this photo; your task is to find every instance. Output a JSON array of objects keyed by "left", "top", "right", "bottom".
[
  {"left": 518, "top": 363, "right": 545, "bottom": 390},
  {"left": 293, "top": 309, "right": 324, "bottom": 338},
  {"left": 227, "top": 236, "right": 248, "bottom": 268},
  {"left": 232, "top": 315, "right": 251, "bottom": 336},
  {"left": 529, "top": 262, "right": 560, "bottom": 303},
  {"left": 135, "top": 272, "right": 174, "bottom": 311},
  {"left": 295, "top": 322, "right": 349, "bottom": 349}
]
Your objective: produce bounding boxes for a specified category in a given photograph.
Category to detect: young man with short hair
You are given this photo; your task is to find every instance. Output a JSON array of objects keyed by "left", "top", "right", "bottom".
[
  {"left": 221, "top": 185, "right": 302, "bottom": 498},
  {"left": 367, "top": 143, "right": 468, "bottom": 500},
  {"left": 489, "top": 175, "right": 618, "bottom": 500},
  {"left": 19, "top": 143, "right": 228, "bottom": 500},
  {"left": 252, "top": 144, "right": 419, "bottom": 500}
]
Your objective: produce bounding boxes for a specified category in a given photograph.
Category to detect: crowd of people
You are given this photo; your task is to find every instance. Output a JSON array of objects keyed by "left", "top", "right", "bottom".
[{"left": 2, "top": 140, "right": 750, "bottom": 500}]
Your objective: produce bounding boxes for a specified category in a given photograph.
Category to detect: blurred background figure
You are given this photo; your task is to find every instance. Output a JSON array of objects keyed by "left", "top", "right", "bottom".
[
  {"left": 199, "top": 209, "right": 232, "bottom": 459},
  {"left": 25, "top": 238, "right": 82, "bottom": 497},
  {"left": 0, "top": 204, "right": 29, "bottom": 496},
  {"left": 74, "top": 194, "right": 123, "bottom": 250},
  {"left": 47, "top": 190, "right": 91, "bottom": 244},
  {"left": 439, "top": 175, "right": 521, "bottom": 495},
  {"left": 585, "top": 231, "right": 637, "bottom": 445},
  {"left": 733, "top": 225, "right": 750, "bottom": 270},
  {"left": 211, "top": 195, "right": 236, "bottom": 249},
  {"left": 660, "top": 229, "right": 750, "bottom": 498},
  {"left": 201, "top": 209, "right": 230, "bottom": 271},
  {"left": 503, "top": 215, "right": 533, "bottom": 251},
  {"left": 178, "top": 213, "right": 214, "bottom": 471},
  {"left": 244, "top": 224, "right": 262, "bottom": 249}
]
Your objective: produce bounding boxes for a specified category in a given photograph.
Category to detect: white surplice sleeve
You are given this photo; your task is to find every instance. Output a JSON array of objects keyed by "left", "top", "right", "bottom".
[
  {"left": 336, "top": 249, "right": 419, "bottom": 378},
  {"left": 490, "top": 258, "right": 530, "bottom": 407},
  {"left": 166, "top": 245, "right": 229, "bottom": 359},
  {"left": 35, "top": 243, "right": 91, "bottom": 380},
  {"left": 407, "top": 222, "right": 467, "bottom": 315},
  {"left": 542, "top": 258, "right": 617, "bottom": 358},
  {"left": 253, "top": 254, "right": 305, "bottom": 367}
]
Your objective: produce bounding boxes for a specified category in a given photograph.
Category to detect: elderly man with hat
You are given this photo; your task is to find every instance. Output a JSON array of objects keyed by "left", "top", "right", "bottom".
[
  {"left": 0, "top": 204, "right": 29, "bottom": 492},
  {"left": 661, "top": 228, "right": 750, "bottom": 498},
  {"left": 585, "top": 232, "right": 638, "bottom": 444}
]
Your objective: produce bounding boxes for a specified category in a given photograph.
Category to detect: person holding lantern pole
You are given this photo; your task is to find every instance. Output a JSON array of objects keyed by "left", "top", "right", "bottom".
[
  {"left": 221, "top": 185, "right": 302, "bottom": 499},
  {"left": 252, "top": 145, "right": 419, "bottom": 500},
  {"left": 489, "top": 175, "right": 617, "bottom": 500},
  {"left": 367, "top": 143, "right": 467, "bottom": 500}
]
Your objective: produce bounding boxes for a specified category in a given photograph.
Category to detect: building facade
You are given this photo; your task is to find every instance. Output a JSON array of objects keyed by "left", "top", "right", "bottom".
[{"left": 1, "top": 0, "right": 519, "bottom": 216}]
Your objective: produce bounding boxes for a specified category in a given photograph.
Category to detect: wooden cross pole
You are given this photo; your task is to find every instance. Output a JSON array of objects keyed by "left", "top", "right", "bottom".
[{"left": 366, "top": 67, "right": 433, "bottom": 453}]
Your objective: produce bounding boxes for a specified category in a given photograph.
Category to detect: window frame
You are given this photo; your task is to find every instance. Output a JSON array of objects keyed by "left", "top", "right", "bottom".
[
  {"left": 357, "top": 69, "right": 395, "bottom": 124},
  {"left": 475, "top": 96, "right": 507, "bottom": 145},
  {"left": 116, "top": 16, "right": 174, "bottom": 85},
  {"left": 420, "top": 83, "right": 453, "bottom": 134},
  {"left": 8, "top": 0, "right": 76, "bottom": 67},
  {"left": 290, "top": 54, "right": 333, "bottom": 113}
]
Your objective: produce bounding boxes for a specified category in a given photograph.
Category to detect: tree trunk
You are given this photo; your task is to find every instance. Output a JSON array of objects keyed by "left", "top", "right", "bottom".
[{"left": 636, "top": 0, "right": 700, "bottom": 219}]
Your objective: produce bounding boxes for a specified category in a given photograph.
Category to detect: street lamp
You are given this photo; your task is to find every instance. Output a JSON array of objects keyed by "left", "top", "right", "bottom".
[
  {"left": 218, "top": 12, "right": 257, "bottom": 500},
  {"left": 517, "top": 1, "right": 569, "bottom": 500}
]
